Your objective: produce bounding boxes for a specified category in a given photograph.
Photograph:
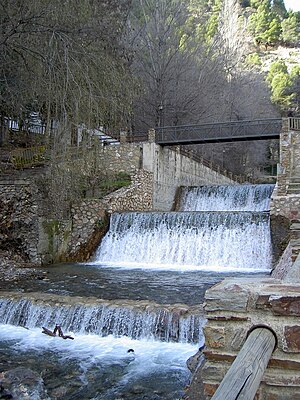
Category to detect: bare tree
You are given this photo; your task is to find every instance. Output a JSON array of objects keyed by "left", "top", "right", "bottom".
[
  {"left": 128, "top": 0, "right": 229, "bottom": 130},
  {"left": 0, "top": 0, "right": 134, "bottom": 144}
]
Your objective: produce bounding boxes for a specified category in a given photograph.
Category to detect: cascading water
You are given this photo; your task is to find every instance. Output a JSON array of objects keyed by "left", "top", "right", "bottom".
[
  {"left": 0, "top": 292, "right": 200, "bottom": 399},
  {"left": 94, "top": 184, "right": 274, "bottom": 272},
  {"left": 0, "top": 294, "right": 203, "bottom": 344},
  {"left": 178, "top": 184, "right": 274, "bottom": 211},
  {"left": 0, "top": 183, "right": 274, "bottom": 399}
]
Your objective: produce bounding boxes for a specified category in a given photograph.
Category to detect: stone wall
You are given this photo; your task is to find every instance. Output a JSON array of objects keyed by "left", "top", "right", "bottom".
[
  {"left": 96, "top": 143, "right": 142, "bottom": 175},
  {"left": 201, "top": 278, "right": 300, "bottom": 399},
  {"left": 0, "top": 144, "right": 145, "bottom": 265},
  {"left": 0, "top": 140, "right": 238, "bottom": 265},
  {"left": 100, "top": 169, "right": 153, "bottom": 213},
  {"left": 272, "top": 122, "right": 300, "bottom": 218},
  {"left": 142, "top": 143, "right": 235, "bottom": 211},
  {"left": 271, "top": 122, "right": 300, "bottom": 263},
  {"left": 271, "top": 194, "right": 300, "bottom": 220},
  {"left": 57, "top": 142, "right": 234, "bottom": 261},
  {"left": 66, "top": 169, "right": 153, "bottom": 262},
  {"left": 0, "top": 179, "right": 41, "bottom": 264}
]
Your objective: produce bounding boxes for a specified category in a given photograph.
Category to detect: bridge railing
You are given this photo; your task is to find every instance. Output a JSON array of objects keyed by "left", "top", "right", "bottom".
[{"left": 155, "top": 118, "right": 282, "bottom": 145}]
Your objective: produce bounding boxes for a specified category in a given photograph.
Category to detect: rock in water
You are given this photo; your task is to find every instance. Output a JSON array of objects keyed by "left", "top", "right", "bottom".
[{"left": 0, "top": 367, "right": 50, "bottom": 400}]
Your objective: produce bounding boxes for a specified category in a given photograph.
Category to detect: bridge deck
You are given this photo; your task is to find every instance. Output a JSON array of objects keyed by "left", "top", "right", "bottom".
[{"left": 155, "top": 118, "right": 282, "bottom": 145}]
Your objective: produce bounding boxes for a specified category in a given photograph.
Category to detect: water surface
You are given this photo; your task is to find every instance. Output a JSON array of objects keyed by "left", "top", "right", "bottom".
[{"left": 1, "top": 262, "right": 269, "bottom": 305}]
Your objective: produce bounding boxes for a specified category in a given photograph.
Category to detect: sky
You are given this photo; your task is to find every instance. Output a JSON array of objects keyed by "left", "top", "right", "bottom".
[{"left": 284, "top": 0, "right": 300, "bottom": 12}]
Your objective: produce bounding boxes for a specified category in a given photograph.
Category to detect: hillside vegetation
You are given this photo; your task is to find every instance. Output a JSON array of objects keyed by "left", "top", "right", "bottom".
[{"left": 0, "top": 0, "right": 299, "bottom": 207}]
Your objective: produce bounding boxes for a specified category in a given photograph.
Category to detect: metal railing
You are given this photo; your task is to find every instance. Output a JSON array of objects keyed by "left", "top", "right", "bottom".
[
  {"left": 155, "top": 118, "right": 282, "bottom": 145},
  {"left": 288, "top": 117, "right": 300, "bottom": 131},
  {"left": 10, "top": 146, "right": 46, "bottom": 169}
]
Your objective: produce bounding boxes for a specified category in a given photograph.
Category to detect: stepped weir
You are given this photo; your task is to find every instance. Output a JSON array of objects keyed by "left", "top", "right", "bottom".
[
  {"left": 0, "top": 292, "right": 203, "bottom": 344},
  {"left": 94, "top": 184, "right": 274, "bottom": 272},
  {"left": 0, "top": 183, "right": 275, "bottom": 399}
]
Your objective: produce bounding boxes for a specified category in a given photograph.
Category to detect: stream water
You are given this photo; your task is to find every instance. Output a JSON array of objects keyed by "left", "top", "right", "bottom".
[{"left": 0, "top": 184, "right": 274, "bottom": 399}]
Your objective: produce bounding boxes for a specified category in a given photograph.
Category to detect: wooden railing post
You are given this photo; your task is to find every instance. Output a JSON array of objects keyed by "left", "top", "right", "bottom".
[{"left": 211, "top": 327, "right": 276, "bottom": 400}]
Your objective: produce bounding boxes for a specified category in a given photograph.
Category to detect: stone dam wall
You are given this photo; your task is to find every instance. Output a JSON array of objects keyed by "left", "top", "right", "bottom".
[{"left": 142, "top": 142, "right": 235, "bottom": 211}]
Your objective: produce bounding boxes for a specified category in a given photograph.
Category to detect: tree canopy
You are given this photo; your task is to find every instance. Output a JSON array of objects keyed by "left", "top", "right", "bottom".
[{"left": 266, "top": 60, "right": 300, "bottom": 110}]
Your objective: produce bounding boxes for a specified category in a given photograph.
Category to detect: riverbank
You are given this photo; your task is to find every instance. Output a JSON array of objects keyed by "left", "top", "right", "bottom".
[{"left": 0, "top": 250, "right": 44, "bottom": 282}]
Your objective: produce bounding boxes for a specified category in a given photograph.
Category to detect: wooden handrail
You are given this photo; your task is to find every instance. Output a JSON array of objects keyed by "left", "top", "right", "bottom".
[{"left": 211, "top": 327, "right": 276, "bottom": 400}]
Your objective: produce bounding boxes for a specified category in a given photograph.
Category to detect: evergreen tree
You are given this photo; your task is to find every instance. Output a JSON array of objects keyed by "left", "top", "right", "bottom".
[
  {"left": 270, "top": 72, "right": 293, "bottom": 106},
  {"left": 265, "top": 16, "right": 282, "bottom": 44},
  {"left": 290, "top": 66, "right": 300, "bottom": 110},
  {"left": 248, "top": 0, "right": 282, "bottom": 46},
  {"left": 272, "top": 0, "right": 287, "bottom": 19},
  {"left": 266, "top": 61, "right": 299, "bottom": 110},
  {"left": 281, "top": 12, "right": 300, "bottom": 45},
  {"left": 266, "top": 60, "right": 288, "bottom": 84}
]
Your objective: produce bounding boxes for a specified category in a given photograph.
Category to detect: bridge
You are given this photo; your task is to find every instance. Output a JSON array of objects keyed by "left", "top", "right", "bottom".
[{"left": 155, "top": 118, "right": 283, "bottom": 145}]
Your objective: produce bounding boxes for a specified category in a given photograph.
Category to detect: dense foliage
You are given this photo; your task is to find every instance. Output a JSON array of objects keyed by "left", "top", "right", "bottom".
[
  {"left": 267, "top": 60, "right": 300, "bottom": 110},
  {"left": 246, "top": 0, "right": 300, "bottom": 48}
]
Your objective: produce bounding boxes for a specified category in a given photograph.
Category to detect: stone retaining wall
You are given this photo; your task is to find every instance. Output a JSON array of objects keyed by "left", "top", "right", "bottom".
[
  {"left": 67, "top": 142, "right": 234, "bottom": 260},
  {"left": 100, "top": 169, "right": 153, "bottom": 213},
  {"left": 272, "top": 125, "right": 300, "bottom": 219},
  {"left": 67, "top": 169, "right": 153, "bottom": 262},
  {"left": 97, "top": 143, "right": 142, "bottom": 175},
  {"left": 0, "top": 179, "right": 41, "bottom": 264},
  {"left": 271, "top": 193, "right": 300, "bottom": 220},
  {"left": 0, "top": 141, "right": 239, "bottom": 264},
  {"left": 201, "top": 278, "right": 300, "bottom": 399}
]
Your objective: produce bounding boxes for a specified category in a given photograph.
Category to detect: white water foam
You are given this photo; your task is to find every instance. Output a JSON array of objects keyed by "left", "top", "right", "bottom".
[
  {"left": 94, "top": 212, "right": 272, "bottom": 271},
  {"left": 0, "top": 324, "right": 196, "bottom": 384},
  {"left": 0, "top": 298, "right": 203, "bottom": 344},
  {"left": 179, "top": 184, "right": 274, "bottom": 211},
  {"left": 94, "top": 261, "right": 271, "bottom": 273}
]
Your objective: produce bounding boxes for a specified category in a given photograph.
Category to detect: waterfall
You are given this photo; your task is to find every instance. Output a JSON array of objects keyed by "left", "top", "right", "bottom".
[
  {"left": 178, "top": 184, "right": 274, "bottom": 211},
  {"left": 0, "top": 183, "right": 274, "bottom": 399},
  {"left": 94, "top": 184, "right": 274, "bottom": 271},
  {"left": 0, "top": 294, "right": 204, "bottom": 344}
]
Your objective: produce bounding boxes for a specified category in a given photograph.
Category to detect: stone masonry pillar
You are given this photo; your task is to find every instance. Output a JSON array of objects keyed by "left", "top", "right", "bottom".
[
  {"left": 148, "top": 129, "right": 156, "bottom": 143},
  {"left": 119, "top": 130, "right": 128, "bottom": 144},
  {"left": 201, "top": 278, "right": 300, "bottom": 399}
]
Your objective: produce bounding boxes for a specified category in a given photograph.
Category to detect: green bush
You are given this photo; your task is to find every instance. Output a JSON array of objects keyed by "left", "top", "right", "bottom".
[{"left": 245, "top": 53, "right": 262, "bottom": 66}]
